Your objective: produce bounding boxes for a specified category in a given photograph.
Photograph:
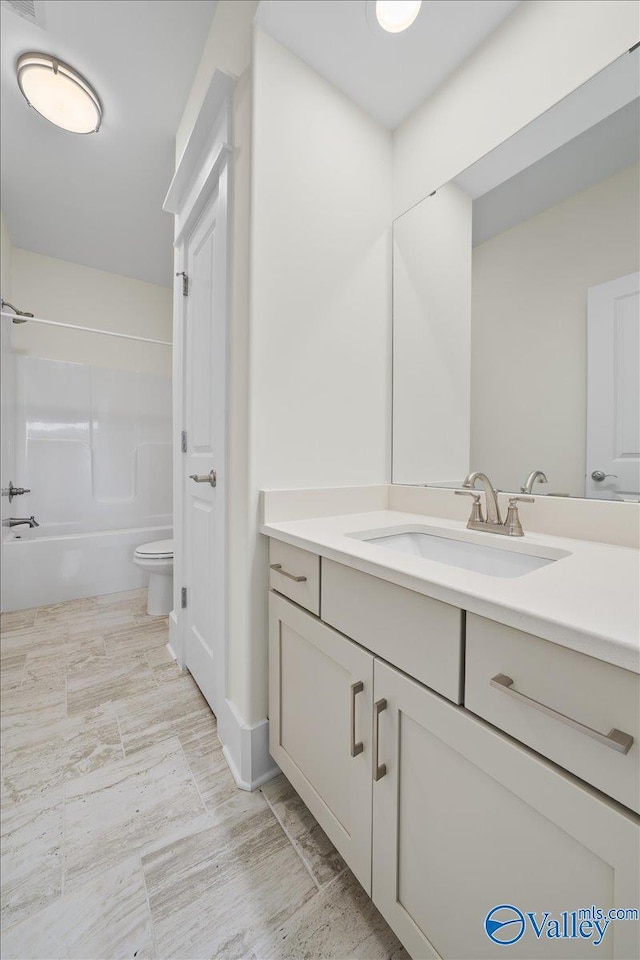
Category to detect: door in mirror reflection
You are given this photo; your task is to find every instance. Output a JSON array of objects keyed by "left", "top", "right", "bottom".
[{"left": 586, "top": 272, "right": 640, "bottom": 500}]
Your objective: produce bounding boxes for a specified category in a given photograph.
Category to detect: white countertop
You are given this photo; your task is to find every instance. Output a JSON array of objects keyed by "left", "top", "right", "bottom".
[{"left": 260, "top": 509, "right": 640, "bottom": 674}]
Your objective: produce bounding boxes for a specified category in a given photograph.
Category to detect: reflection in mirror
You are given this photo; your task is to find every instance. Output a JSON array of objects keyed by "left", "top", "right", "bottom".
[{"left": 392, "top": 50, "right": 640, "bottom": 501}]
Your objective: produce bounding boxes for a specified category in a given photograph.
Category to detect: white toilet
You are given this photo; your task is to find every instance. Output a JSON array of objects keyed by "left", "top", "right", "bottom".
[{"left": 133, "top": 539, "right": 174, "bottom": 616}]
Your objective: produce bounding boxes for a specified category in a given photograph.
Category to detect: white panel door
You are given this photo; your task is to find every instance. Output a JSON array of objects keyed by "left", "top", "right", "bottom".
[
  {"left": 586, "top": 273, "right": 640, "bottom": 500},
  {"left": 269, "top": 592, "right": 374, "bottom": 892},
  {"left": 372, "top": 659, "right": 639, "bottom": 960},
  {"left": 183, "top": 188, "right": 226, "bottom": 717}
]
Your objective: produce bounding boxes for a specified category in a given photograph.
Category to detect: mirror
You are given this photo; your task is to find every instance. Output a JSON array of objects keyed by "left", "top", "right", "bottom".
[{"left": 392, "top": 51, "right": 640, "bottom": 501}]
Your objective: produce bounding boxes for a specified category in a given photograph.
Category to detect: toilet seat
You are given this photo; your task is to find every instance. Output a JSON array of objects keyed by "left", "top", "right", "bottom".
[{"left": 134, "top": 539, "right": 174, "bottom": 560}]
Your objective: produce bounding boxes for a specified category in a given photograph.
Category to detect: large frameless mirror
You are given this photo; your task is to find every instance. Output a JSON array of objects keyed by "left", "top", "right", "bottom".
[{"left": 392, "top": 50, "right": 640, "bottom": 501}]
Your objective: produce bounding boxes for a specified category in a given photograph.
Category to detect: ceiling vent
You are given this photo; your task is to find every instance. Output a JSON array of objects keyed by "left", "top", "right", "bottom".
[{"left": 1, "top": 0, "right": 44, "bottom": 27}]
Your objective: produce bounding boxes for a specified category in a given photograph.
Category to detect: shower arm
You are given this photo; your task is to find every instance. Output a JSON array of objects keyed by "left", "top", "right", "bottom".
[{"left": 1, "top": 300, "right": 34, "bottom": 323}]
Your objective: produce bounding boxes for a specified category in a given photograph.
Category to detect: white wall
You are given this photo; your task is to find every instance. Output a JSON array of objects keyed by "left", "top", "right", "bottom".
[
  {"left": 9, "top": 249, "right": 172, "bottom": 376},
  {"left": 393, "top": 183, "right": 472, "bottom": 484},
  {"left": 471, "top": 162, "right": 640, "bottom": 497},
  {"left": 393, "top": 0, "right": 640, "bottom": 218},
  {"left": 245, "top": 27, "right": 392, "bottom": 723}
]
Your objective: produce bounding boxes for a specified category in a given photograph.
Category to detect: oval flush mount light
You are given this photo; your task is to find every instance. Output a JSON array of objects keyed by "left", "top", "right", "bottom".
[
  {"left": 375, "top": 0, "right": 422, "bottom": 33},
  {"left": 16, "top": 52, "right": 102, "bottom": 134}
]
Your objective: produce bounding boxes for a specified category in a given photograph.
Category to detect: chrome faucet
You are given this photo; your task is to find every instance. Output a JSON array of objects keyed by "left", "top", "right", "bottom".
[
  {"left": 456, "top": 472, "right": 533, "bottom": 537},
  {"left": 2, "top": 516, "right": 39, "bottom": 528},
  {"left": 521, "top": 470, "right": 548, "bottom": 494}
]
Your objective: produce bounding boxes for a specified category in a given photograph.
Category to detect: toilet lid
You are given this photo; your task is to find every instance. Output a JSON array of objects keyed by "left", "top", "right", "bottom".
[{"left": 135, "top": 539, "right": 174, "bottom": 559}]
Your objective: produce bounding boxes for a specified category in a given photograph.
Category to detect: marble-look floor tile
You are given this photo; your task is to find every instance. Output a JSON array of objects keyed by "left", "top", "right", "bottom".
[
  {"left": 0, "top": 625, "right": 68, "bottom": 658},
  {"left": 0, "top": 857, "right": 154, "bottom": 960},
  {"left": 261, "top": 774, "right": 346, "bottom": 888},
  {"left": 255, "top": 869, "right": 410, "bottom": 960},
  {"left": 0, "top": 608, "right": 37, "bottom": 632},
  {"left": 66, "top": 651, "right": 157, "bottom": 717},
  {"left": 0, "top": 654, "right": 26, "bottom": 690},
  {"left": 2, "top": 713, "right": 123, "bottom": 805},
  {"left": 102, "top": 620, "right": 170, "bottom": 659},
  {"left": 64, "top": 607, "right": 149, "bottom": 638},
  {"left": 0, "top": 675, "right": 67, "bottom": 738},
  {"left": 142, "top": 790, "right": 318, "bottom": 960},
  {"left": 0, "top": 787, "right": 63, "bottom": 929},
  {"left": 20, "top": 636, "right": 105, "bottom": 684},
  {"left": 144, "top": 645, "right": 185, "bottom": 684},
  {"left": 64, "top": 736, "right": 205, "bottom": 890},
  {"left": 34, "top": 597, "right": 98, "bottom": 625},
  {"left": 117, "top": 675, "right": 214, "bottom": 754},
  {"left": 65, "top": 635, "right": 107, "bottom": 671},
  {"left": 179, "top": 718, "right": 238, "bottom": 811},
  {"left": 143, "top": 644, "right": 175, "bottom": 669}
]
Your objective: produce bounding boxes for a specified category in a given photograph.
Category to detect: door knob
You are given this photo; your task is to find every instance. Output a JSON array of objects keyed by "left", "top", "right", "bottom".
[
  {"left": 591, "top": 470, "right": 617, "bottom": 482},
  {"left": 189, "top": 470, "right": 217, "bottom": 487}
]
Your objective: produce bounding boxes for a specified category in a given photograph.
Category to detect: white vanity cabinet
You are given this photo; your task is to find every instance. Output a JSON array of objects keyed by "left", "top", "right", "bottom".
[
  {"left": 267, "top": 544, "right": 640, "bottom": 960},
  {"left": 268, "top": 592, "right": 374, "bottom": 891},
  {"left": 372, "top": 658, "right": 639, "bottom": 960}
]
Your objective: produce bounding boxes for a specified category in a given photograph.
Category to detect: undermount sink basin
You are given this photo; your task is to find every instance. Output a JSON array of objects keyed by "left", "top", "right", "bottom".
[{"left": 350, "top": 527, "right": 570, "bottom": 578}]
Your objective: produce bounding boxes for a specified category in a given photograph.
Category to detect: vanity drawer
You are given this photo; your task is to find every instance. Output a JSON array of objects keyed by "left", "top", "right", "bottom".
[
  {"left": 269, "top": 540, "right": 320, "bottom": 615},
  {"left": 321, "top": 559, "right": 463, "bottom": 703},
  {"left": 465, "top": 613, "right": 640, "bottom": 813}
]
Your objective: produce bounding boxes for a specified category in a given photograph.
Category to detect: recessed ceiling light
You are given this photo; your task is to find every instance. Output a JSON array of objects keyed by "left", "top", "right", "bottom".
[
  {"left": 16, "top": 52, "right": 102, "bottom": 134},
  {"left": 375, "top": 0, "right": 422, "bottom": 33}
]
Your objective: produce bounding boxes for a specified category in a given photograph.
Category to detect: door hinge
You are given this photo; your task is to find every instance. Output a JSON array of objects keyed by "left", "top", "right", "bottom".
[
  {"left": 181, "top": 587, "right": 187, "bottom": 609},
  {"left": 181, "top": 430, "right": 187, "bottom": 453},
  {"left": 176, "top": 271, "right": 189, "bottom": 296}
]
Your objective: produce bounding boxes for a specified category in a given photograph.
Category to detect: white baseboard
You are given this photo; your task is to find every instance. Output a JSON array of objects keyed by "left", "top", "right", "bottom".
[{"left": 219, "top": 698, "right": 280, "bottom": 791}]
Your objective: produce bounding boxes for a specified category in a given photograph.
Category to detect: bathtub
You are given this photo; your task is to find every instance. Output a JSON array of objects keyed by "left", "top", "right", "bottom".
[{"left": 1, "top": 525, "right": 172, "bottom": 612}]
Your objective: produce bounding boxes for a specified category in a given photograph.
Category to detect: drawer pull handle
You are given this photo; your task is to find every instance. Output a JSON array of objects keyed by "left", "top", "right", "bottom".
[
  {"left": 490, "top": 674, "right": 634, "bottom": 755},
  {"left": 373, "top": 698, "right": 387, "bottom": 780},
  {"left": 350, "top": 681, "right": 364, "bottom": 757},
  {"left": 269, "top": 563, "right": 307, "bottom": 583}
]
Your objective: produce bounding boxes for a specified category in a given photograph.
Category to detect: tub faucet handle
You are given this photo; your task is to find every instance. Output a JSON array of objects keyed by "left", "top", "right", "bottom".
[{"left": 1, "top": 482, "right": 31, "bottom": 503}]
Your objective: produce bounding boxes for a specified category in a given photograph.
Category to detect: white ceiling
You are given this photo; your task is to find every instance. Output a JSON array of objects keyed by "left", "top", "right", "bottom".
[
  {"left": 254, "top": 0, "right": 522, "bottom": 130},
  {"left": 1, "top": 0, "right": 217, "bottom": 288}
]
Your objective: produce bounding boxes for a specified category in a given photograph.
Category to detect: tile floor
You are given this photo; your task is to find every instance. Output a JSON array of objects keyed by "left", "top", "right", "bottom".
[{"left": 0, "top": 589, "right": 408, "bottom": 960}]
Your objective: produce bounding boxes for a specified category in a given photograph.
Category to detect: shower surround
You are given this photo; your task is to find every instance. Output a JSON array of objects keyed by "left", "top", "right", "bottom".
[{"left": 1, "top": 356, "right": 172, "bottom": 610}]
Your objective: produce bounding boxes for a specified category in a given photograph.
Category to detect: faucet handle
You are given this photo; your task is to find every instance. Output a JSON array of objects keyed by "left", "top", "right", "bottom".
[
  {"left": 504, "top": 496, "right": 534, "bottom": 537},
  {"left": 455, "top": 489, "right": 484, "bottom": 522}
]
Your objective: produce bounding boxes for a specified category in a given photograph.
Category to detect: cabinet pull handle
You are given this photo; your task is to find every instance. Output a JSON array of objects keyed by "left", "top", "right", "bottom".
[
  {"left": 269, "top": 563, "right": 307, "bottom": 583},
  {"left": 490, "top": 674, "right": 634, "bottom": 755},
  {"left": 350, "top": 681, "right": 364, "bottom": 757},
  {"left": 373, "top": 698, "right": 387, "bottom": 780}
]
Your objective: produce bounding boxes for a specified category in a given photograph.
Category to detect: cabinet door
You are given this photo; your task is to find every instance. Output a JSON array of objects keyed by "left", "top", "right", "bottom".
[
  {"left": 269, "top": 592, "right": 374, "bottom": 891},
  {"left": 372, "top": 659, "right": 639, "bottom": 960}
]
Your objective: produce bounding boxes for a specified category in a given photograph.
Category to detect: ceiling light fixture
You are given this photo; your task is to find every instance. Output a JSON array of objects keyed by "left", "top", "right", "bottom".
[
  {"left": 16, "top": 52, "right": 102, "bottom": 134},
  {"left": 375, "top": 0, "right": 422, "bottom": 33}
]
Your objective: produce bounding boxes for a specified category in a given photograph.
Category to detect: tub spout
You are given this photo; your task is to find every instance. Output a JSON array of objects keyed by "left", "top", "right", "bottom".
[{"left": 3, "top": 516, "right": 39, "bottom": 528}]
